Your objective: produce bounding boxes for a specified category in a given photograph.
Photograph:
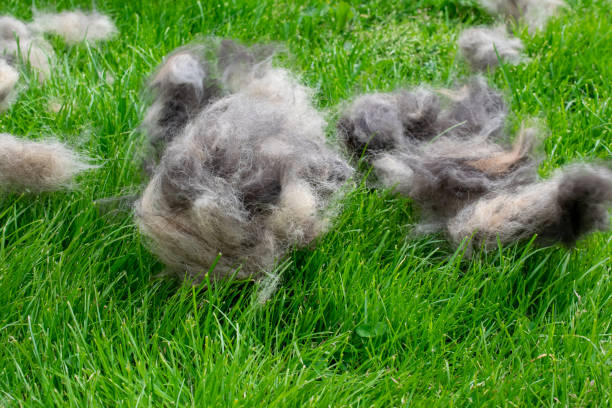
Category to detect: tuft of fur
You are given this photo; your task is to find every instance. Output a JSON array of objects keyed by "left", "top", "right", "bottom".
[
  {"left": 339, "top": 76, "right": 537, "bottom": 220},
  {"left": 340, "top": 77, "right": 612, "bottom": 249},
  {"left": 30, "top": 10, "right": 117, "bottom": 44},
  {"left": 0, "top": 133, "right": 94, "bottom": 192},
  {"left": 448, "top": 166, "right": 612, "bottom": 249},
  {"left": 141, "top": 45, "right": 222, "bottom": 174},
  {"left": 136, "top": 40, "right": 353, "bottom": 283},
  {"left": 0, "top": 58, "right": 19, "bottom": 111},
  {"left": 477, "top": 0, "right": 566, "bottom": 32},
  {"left": 458, "top": 25, "right": 525, "bottom": 71},
  {"left": 0, "top": 15, "right": 54, "bottom": 81}
]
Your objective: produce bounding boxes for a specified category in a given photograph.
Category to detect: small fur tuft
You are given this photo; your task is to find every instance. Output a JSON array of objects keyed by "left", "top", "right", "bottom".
[
  {"left": 0, "top": 133, "right": 94, "bottom": 192},
  {"left": 0, "top": 15, "right": 54, "bottom": 81},
  {"left": 30, "top": 10, "right": 117, "bottom": 44},
  {"left": 476, "top": 0, "right": 567, "bottom": 32},
  {"left": 458, "top": 25, "right": 525, "bottom": 71},
  {"left": 0, "top": 58, "right": 19, "bottom": 111}
]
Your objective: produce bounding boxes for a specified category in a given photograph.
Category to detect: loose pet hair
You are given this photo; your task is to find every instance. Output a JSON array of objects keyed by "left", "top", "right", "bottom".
[
  {"left": 476, "top": 0, "right": 567, "bottom": 32},
  {"left": 30, "top": 10, "right": 117, "bottom": 45},
  {"left": 448, "top": 165, "right": 612, "bottom": 249},
  {"left": 136, "top": 40, "right": 353, "bottom": 283},
  {"left": 0, "top": 15, "right": 54, "bottom": 81},
  {"left": 338, "top": 77, "right": 612, "bottom": 249},
  {"left": 0, "top": 133, "right": 94, "bottom": 192},
  {"left": 0, "top": 58, "right": 19, "bottom": 111},
  {"left": 458, "top": 25, "right": 525, "bottom": 71}
]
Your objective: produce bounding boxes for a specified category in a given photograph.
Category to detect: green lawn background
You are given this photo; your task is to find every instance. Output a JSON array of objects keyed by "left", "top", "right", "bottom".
[{"left": 0, "top": 0, "right": 610, "bottom": 406}]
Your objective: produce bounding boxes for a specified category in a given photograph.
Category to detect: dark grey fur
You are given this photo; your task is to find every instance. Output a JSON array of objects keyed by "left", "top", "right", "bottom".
[{"left": 340, "top": 78, "right": 612, "bottom": 248}]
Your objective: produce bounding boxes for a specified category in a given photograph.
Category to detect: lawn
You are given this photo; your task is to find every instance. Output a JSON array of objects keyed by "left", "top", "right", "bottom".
[{"left": 0, "top": 0, "right": 610, "bottom": 406}]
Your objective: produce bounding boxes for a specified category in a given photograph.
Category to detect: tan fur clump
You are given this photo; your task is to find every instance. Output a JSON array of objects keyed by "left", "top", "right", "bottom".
[
  {"left": 477, "top": 0, "right": 566, "bottom": 32},
  {"left": 458, "top": 25, "right": 525, "bottom": 71},
  {"left": 0, "top": 15, "right": 54, "bottom": 81},
  {"left": 0, "top": 133, "right": 94, "bottom": 192},
  {"left": 0, "top": 58, "right": 19, "bottom": 111},
  {"left": 448, "top": 166, "right": 612, "bottom": 249},
  {"left": 136, "top": 40, "right": 353, "bottom": 283},
  {"left": 339, "top": 77, "right": 612, "bottom": 249},
  {"left": 30, "top": 10, "right": 117, "bottom": 44}
]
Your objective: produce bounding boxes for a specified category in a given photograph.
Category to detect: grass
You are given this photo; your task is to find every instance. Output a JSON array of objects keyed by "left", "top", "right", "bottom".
[{"left": 0, "top": 0, "right": 611, "bottom": 406}]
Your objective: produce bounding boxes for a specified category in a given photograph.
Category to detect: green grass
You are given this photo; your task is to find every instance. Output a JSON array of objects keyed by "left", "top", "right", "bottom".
[{"left": 1, "top": 0, "right": 611, "bottom": 406}]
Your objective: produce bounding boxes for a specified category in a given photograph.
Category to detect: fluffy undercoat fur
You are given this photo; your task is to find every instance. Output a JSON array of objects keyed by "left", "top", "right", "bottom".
[
  {"left": 30, "top": 10, "right": 117, "bottom": 44},
  {"left": 477, "top": 0, "right": 566, "bottom": 32},
  {"left": 0, "top": 58, "right": 19, "bottom": 111},
  {"left": 458, "top": 25, "right": 525, "bottom": 71},
  {"left": 448, "top": 166, "right": 612, "bottom": 249},
  {"left": 0, "top": 133, "right": 94, "bottom": 192},
  {"left": 339, "top": 77, "right": 612, "bottom": 248},
  {"left": 0, "top": 15, "right": 54, "bottom": 81},
  {"left": 136, "top": 40, "right": 353, "bottom": 283}
]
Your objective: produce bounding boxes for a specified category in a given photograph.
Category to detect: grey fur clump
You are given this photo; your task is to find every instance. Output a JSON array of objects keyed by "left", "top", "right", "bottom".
[
  {"left": 339, "top": 76, "right": 535, "bottom": 220},
  {"left": 0, "top": 133, "right": 94, "bottom": 192},
  {"left": 477, "top": 0, "right": 566, "bottom": 32},
  {"left": 458, "top": 25, "right": 525, "bottom": 71},
  {"left": 0, "top": 58, "right": 19, "bottom": 111},
  {"left": 141, "top": 44, "right": 223, "bottom": 174},
  {"left": 339, "top": 77, "right": 612, "bottom": 248},
  {"left": 448, "top": 165, "right": 612, "bottom": 249},
  {"left": 136, "top": 40, "right": 353, "bottom": 283},
  {"left": 30, "top": 10, "right": 117, "bottom": 45},
  {"left": 0, "top": 15, "right": 54, "bottom": 81}
]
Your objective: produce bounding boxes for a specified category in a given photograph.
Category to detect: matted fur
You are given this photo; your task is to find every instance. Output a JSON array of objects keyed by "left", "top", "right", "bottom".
[
  {"left": 136, "top": 40, "right": 353, "bottom": 283},
  {"left": 458, "top": 25, "right": 525, "bottom": 71},
  {"left": 30, "top": 10, "right": 117, "bottom": 44},
  {"left": 477, "top": 0, "right": 566, "bottom": 32},
  {"left": 0, "top": 15, "right": 54, "bottom": 81},
  {"left": 339, "top": 77, "right": 612, "bottom": 248},
  {"left": 0, "top": 58, "right": 18, "bottom": 111},
  {"left": 339, "top": 77, "right": 537, "bottom": 221},
  {"left": 448, "top": 166, "right": 612, "bottom": 249},
  {"left": 0, "top": 133, "right": 94, "bottom": 192}
]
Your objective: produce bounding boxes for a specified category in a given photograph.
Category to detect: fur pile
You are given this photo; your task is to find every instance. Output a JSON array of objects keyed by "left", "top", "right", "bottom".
[
  {"left": 0, "top": 58, "right": 19, "bottom": 111},
  {"left": 0, "top": 133, "right": 94, "bottom": 192},
  {"left": 477, "top": 0, "right": 566, "bottom": 32},
  {"left": 339, "top": 77, "right": 612, "bottom": 249},
  {"left": 0, "top": 15, "right": 54, "bottom": 81},
  {"left": 448, "top": 166, "right": 612, "bottom": 249},
  {"left": 30, "top": 10, "right": 117, "bottom": 44},
  {"left": 458, "top": 25, "right": 525, "bottom": 71},
  {"left": 136, "top": 40, "right": 353, "bottom": 283},
  {"left": 0, "top": 10, "right": 116, "bottom": 84}
]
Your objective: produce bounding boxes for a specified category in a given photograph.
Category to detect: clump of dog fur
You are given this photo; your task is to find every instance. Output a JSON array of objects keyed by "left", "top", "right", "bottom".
[
  {"left": 0, "top": 133, "right": 94, "bottom": 192},
  {"left": 136, "top": 40, "right": 353, "bottom": 283},
  {"left": 458, "top": 25, "right": 525, "bottom": 71},
  {"left": 338, "top": 76, "right": 612, "bottom": 249},
  {"left": 0, "top": 9, "right": 116, "bottom": 84},
  {"left": 0, "top": 58, "right": 19, "bottom": 111},
  {"left": 476, "top": 0, "right": 566, "bottom": 32},
  {"left": 0, "top": 15, "right": 54, "bottom": 81},
  {"left": 30, "top": 10, "right": 117, "bottom": 44}
]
